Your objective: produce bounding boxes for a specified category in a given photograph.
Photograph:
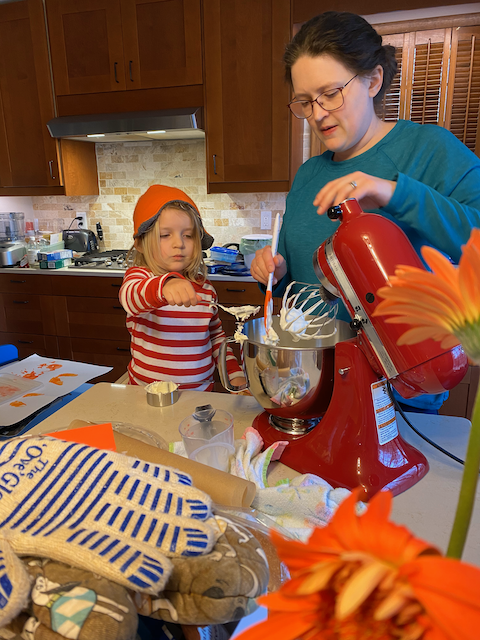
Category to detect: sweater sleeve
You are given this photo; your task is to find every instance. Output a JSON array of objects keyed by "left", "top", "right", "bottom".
[
  {"left": 119, "top": 267, "right": 185, "bottom": 315},
  {"left": 382, "top": 126, "right": 480, "bottom": 263}
]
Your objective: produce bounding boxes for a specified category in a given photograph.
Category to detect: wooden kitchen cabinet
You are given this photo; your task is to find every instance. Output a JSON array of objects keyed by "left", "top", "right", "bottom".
[
  {"left": 0, "top": 272, "right": 129, "bottom": 383},
  {"left": 45, "top": 0, "right": 202, "bottom": 97},
  {"left": 53, "top": 295, "right": 130, "bottom": 342},
  {"left": 203, "top": 0, "right": 291, "bottom": 193},
  {"left": 0, "top": 332, "right": 58, "bottom": 359},
  {"left": 0, "top": 0, "right": 98, "bottom": 196},
  {"left": 0, "top": 273, "right": 59, "bottom": 359},
  {"left": 440, "top": 365, "right": 480, "bottom": 421},
  {"left": 0, "top": 292, "right": 56, "bottom": 336},
  {"left": 57, "top": 336, "right": 131, "bottom": 384},
  {"left": 52, "top": 275, "right": 131, "bottom": 383}
]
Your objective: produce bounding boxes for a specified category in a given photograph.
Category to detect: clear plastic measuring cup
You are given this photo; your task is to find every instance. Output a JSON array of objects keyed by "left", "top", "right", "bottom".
[{"left": 178, "top": 405, "right": 235, "bottom": 472}]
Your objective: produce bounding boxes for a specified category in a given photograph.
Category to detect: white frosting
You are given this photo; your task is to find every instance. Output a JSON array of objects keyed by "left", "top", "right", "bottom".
[
  {"left": 264, "top": 326, "right": 280, "bottom": 345},
  {"left": 279, "top": 306, "right": 310, "bottom": 335},
  {"left": 234, "top": 328, "right": 248, "bottom": 342},
  {"left": 217, "top": 304, "right": 261, "bottom": 322},
  {"left": 145, "top": 381, "right": 178, "bottom": 394},
  {"left": 213, "top": 303, "right": 262, "bottom": 344}
]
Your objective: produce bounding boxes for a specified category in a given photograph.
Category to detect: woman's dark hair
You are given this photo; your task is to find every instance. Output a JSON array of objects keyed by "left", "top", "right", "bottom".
[{"left": 284, "top": 11, "right": 397, "bottom": 104}]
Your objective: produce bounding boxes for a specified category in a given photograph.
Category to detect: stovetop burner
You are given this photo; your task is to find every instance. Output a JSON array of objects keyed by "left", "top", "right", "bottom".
[{"left": 69, "top": 249, "right": 130, "bottom": 270}]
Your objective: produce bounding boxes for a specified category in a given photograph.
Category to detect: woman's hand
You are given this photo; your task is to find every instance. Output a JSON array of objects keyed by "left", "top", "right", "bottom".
[
  {"left": 249, "top": 245, "right": 287, "bottom": 286},
  {"left": 162, "top": 277, "right": 202, "bottom": 307},
  {"left": 313, "top": 172, "right": 396, "bottom": 215}
]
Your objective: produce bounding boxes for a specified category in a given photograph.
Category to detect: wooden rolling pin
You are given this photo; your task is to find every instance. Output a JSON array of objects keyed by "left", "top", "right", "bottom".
[{"left": 67, "top": 420, "right": 256, "bottom": 508}]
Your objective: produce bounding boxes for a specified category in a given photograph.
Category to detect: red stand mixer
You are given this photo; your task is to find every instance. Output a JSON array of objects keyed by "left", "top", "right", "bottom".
[{"left": 220, "top": 199, "right": 468, "bottom": 499}]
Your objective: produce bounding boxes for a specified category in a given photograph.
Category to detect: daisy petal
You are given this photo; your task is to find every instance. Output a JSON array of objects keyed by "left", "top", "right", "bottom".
[
  {"left": 297, "top": 561, "right": 343, "bottom": 594},
  {"left": 396, "top": 327, "right": 452, "bottom": 346},
  {"left": 421, "top": 247, "right": 459, "bottom": 287},
  {"left": 336, "top": 561, "right": 391, "bottom": 619},
  {"left": 405, "top": 557, "right": 480, "bottom": 640},
  {"left": 234, "top": 613, "right": 314, "bottom": 640}
]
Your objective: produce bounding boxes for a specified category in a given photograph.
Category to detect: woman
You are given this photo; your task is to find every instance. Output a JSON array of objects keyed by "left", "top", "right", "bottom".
[{"left": 250, "top": 11, "right": 480, "bottom": 412}]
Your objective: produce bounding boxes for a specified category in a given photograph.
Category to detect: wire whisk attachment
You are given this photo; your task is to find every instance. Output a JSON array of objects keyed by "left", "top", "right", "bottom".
[{"left": 279, "top": 282, "right": 338, "bottom": 341}]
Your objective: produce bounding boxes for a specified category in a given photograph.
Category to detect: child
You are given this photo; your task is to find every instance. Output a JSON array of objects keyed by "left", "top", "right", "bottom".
[{"left": 119, "top": 185, "right": 246, "bottom": 391}]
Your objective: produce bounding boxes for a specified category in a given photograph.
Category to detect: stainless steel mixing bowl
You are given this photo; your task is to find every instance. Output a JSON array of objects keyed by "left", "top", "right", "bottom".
[{"left": 218, "top": 316, "right": 355, "bottom": 433}]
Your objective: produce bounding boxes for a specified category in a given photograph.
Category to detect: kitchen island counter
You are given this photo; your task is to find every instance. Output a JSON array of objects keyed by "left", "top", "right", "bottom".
[{"left": 31, "top": 382, "right": 480, "bottom": 567}]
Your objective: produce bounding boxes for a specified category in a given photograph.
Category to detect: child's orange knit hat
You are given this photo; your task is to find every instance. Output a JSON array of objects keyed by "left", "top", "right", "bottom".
[{"left": 133, "top": 185, "right": 214, "bottom": 250}]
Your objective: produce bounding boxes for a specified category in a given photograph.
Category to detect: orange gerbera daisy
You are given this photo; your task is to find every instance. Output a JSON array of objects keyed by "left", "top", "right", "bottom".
[
  {"left": 236, "top": 490, "right": 480, "bottom": 640},
  {"left": 373, "top": 227, "right": 480, "bottom": 562},
  {"left": 372, "top": 228, "right": 480, "bottom": 364}
]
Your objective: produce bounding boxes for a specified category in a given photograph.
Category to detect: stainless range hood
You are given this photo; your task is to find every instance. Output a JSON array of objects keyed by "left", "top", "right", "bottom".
[{"left": 47, "top": 107, "right": 204, "bottom": 142}]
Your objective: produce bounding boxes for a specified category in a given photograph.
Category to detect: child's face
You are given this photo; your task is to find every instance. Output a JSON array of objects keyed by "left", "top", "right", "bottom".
[{"left": 152, "top": 206, "right": 196, "bottom": 273}]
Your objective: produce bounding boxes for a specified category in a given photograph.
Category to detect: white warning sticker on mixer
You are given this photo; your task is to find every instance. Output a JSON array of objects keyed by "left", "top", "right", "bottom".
[{"left": 371, "top": 379, "right": 398, "bottom": 445}]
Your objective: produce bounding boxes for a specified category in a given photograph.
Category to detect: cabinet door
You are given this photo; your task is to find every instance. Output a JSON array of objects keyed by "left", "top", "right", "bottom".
[
  {"left": 203, "top": 0, "right": 291, "bottom": 193},
  {"left": 46, "top": 0, "right": 126, "bottom": 95},
  {"left": 0, "top": 0, "right": 59, "bottom": 188},
  {"left": 120, "top": 0, "right": 202, "bottom": 90},
  {"left": 0, "top": 273, "right": 53, "bottom": 295},
  {"left": 53, "top": 295, "right": 130, "bottom": 342},
  {"left": 0, "top": 332, "right": 59, "bottom": 359},
  {"left": 0, "top": 293, "right": 56, "bottom": 336},
  {"left": 58, "top": 336, "right": 131, "bottom": 383}
]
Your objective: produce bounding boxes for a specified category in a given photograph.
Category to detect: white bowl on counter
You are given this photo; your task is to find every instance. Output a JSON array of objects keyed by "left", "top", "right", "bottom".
[{"left": 240, "top": 234, "right": 273, "bottom": 269}]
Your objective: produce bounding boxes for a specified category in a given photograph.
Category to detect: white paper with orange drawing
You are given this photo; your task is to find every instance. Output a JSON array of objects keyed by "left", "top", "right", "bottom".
[{"left": 0, "top": 354, "right": 111, "bottom": 426}]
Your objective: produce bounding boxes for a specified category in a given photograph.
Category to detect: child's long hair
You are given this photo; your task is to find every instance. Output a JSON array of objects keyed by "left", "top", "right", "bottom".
[{"left": 130, "top": 202, "right": 207, "bottom": 282}]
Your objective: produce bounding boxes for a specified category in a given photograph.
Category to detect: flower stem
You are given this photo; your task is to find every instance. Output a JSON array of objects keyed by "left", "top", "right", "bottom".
[{"left": 447, "top": 389, "right": 480, "bottom": 558}]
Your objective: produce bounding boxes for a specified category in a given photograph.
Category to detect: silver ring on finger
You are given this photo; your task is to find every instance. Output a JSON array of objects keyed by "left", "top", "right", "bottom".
[{"left": 350, "top": 180, "right": 357, "bottom": 189}]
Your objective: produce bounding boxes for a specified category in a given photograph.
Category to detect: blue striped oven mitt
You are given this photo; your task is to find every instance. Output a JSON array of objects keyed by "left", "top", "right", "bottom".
[{"left": 0, "top": 436, "right": 218, "bottom": 627}]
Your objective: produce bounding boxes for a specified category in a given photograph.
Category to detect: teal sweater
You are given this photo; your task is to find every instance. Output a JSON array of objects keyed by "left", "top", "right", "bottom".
[{"left": 274, "top": 120, "right": 480, "bottom": 409}]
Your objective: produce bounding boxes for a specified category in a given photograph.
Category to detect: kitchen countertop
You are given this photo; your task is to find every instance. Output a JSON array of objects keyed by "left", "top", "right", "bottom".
[
  {"left": 31, "top": 383, "right": 480, "bottom": 566},
  {"left": 0, "top": 266, "right": 256, "bottom": 282}
]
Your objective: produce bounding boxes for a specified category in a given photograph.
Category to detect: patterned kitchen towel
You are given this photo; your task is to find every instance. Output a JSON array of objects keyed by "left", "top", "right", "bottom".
[{"left": 171, "top": 428, "right": 364, "bottom": 542}]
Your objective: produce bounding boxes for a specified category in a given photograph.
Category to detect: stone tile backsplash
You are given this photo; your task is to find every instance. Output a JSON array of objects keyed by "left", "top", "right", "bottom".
[{"left": 32, "top": 139, "right": 287, "bottom": 251}]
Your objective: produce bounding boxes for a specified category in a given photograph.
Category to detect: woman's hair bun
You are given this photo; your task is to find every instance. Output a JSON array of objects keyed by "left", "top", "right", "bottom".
[{"left": 284, "top": 11, "right": 398, "bottom": 100}]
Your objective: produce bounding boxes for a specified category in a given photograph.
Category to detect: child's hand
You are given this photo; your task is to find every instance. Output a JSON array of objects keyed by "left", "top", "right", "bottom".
[{"left": 163, "top": 278, "right": 202, "bottom": 307}]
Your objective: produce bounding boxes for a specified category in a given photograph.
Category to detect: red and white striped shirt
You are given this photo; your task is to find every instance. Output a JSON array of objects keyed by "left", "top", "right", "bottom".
[{"left": 119, "top": 267, "right": 243, "bottom": 390}]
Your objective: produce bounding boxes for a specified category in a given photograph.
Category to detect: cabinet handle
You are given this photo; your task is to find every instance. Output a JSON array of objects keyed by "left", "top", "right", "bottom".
[
  {"left": 129, "top": 60, "right": 133, "bottom": 82},
  {"left": 116, "top": 347, "right": 130, "bottom": 352},
  {"left": 226, "top": 288, "right": 246, "bottom": 293},
  {"left": 13, "top": 300, "right": 29, "bottom": 304},
  {"left": 111, "top": 283, "right": 121, "bottom": 288},
  {"left": 113, "top": 305, "right": 123, "bottom": 309},
  {"left": 114, "top": 62, "right": 119, "bottom": 83},
  {"left": 48, "top": 160, "right": 55, "bottom": 180},
  {"left": 213, "top": 154, "right": 217, "bottom": 175},
  {"left": 10, "top": 279, "right": 26, "bottom": 283},
  {"left": 17, "top": 340, "right": 34, "bottom": 344}
]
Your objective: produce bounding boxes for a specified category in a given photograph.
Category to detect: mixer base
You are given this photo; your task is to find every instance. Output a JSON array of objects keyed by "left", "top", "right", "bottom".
[
  {"left": 268, "top": 414, "right": 318, "bottom": 434},
  {"left": 254, "top": 339, "right": 429, "bottom": 500}
]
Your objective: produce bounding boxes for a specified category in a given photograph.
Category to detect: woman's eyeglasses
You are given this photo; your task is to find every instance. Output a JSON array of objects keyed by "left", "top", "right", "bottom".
[{"left": 288, "top": 75, "right": 358, "bottom": 119}]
